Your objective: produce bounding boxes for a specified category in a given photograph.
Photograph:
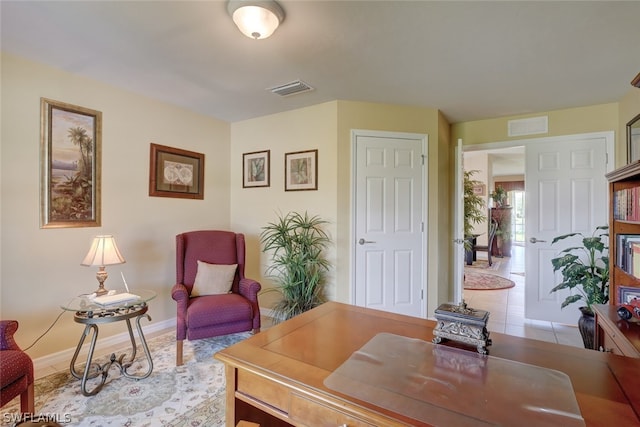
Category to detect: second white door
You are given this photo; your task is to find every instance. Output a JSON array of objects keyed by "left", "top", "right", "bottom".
[{"left": 525, "top": 133, "right": 610, "bottom": 324}]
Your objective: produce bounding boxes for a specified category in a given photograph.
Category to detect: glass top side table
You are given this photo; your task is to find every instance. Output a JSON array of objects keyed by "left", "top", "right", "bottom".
[
  {"left": 61, "top": 288, "right": 156, "bottom": 313},
  {"left": 61, "top": 289, "right": 156, "bottom": 396}
]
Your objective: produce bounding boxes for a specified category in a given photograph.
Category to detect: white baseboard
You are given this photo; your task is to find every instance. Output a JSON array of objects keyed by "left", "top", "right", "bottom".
[{"left": 33, "top": 317, "right": 175, "bottom": 374}]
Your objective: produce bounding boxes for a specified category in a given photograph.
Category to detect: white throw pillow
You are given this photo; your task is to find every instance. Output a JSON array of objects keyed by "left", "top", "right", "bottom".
[{"left": 191, "top": 261, "right": 237, "bottom": 297}]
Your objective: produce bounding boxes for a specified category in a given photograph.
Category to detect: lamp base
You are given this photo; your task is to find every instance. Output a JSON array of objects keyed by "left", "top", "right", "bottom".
[{"left": 94, "top": 268, "right": 109, "bottom": 296}]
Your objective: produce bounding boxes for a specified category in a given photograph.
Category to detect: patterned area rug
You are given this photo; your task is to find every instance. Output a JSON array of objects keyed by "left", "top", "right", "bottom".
[
  {"left": 1, "top": 331, "right": 251, "bottom": 427},
  {"left": 464, "top": 270, "right": 515, "bottom": 290},
  {"left": 465, "top": 259, "right": 501, "bottom": 271}
]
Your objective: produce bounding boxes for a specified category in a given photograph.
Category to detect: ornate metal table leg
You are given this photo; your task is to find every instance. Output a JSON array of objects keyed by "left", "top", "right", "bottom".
[
  {"left": 69, "top": 324, "right": 109, "bottom": 396},
  {"left": 70, "top": 303, "right": 154, "bottom": 395},
  {"left": 120, "top": 313, "right": 153, "bottom": 379}
]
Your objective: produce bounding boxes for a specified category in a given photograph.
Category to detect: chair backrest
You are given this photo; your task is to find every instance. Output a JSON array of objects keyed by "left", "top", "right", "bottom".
[
  {"left": 488, "top": 219, "right": 499, "bottom": 246},
  {"left": 176, "top": 230, "right": 246, "bottom": 294}
]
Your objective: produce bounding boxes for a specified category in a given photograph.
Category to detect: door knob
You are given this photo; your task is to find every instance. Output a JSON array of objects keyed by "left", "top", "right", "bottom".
[
  {"left": 358, "top": 238, "right": 375, "bottom": 245},
  {"left": 529, "top": 237, "right": 547, "bottom": 244}
]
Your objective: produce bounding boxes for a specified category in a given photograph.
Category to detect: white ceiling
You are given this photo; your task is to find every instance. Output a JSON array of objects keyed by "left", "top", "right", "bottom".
[{"left": 2, "top": 1, "right": 639, "bottom": 124}]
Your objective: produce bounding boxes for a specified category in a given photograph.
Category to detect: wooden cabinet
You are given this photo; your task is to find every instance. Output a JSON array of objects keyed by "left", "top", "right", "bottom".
[
  {"left": 490, "top": 206, "right": 512, "bottom": 257},
  {"left": 593, "top": 304, "right": 640, "bottom": 357}
]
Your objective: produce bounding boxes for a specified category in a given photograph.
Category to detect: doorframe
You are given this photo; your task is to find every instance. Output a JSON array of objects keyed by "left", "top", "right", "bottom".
[
  {"left": 349, "top": 129, "right": 429, "bottom": 317},
  {"left": 462, "top": 131, "right": 614, "bottom": 159},
  {"left": 457, "top": 131, "right": 615, "bottom": 301}
]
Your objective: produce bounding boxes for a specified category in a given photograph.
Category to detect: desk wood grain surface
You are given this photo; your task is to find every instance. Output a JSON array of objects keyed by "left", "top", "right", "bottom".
[{"left": 215, "top": 302, "right": 640, "bottom": 426}]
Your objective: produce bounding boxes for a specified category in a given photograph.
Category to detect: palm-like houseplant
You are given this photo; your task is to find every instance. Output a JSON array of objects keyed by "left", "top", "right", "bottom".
[
  {"left": 550, "top": 225, "right": 609, "bottom": 349},
  {"left": 260, "top": 211, "right": 331, "bottom": 322}
]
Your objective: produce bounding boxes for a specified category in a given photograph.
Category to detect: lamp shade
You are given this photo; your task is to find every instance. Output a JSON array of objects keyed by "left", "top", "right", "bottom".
[
  {"left": 227, "top": 0, "right": 284, "bottom": 40},
  {"left": 81, "top": 235, "right": 126, "bottom": 267}
]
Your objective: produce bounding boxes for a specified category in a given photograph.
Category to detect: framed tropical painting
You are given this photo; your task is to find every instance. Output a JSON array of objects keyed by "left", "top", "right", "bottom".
[{"left": 40, "top": 98, "right": 102, "bottom": 228}]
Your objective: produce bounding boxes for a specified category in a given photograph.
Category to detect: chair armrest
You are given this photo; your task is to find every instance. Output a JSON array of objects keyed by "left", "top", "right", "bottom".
[
  {"left": 238, "top": 278, "right": 261, "bottom": 302},
  {"left": 0, "top": 320, "right": 20, "bottom": 351},
  {"left": 171, "top": 283, "right": 189, "bottom": 302}
]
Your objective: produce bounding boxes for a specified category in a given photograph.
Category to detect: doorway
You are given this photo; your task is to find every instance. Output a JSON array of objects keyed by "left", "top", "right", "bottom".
[
  {"left": 511, "top": 190, "right": 525, "bottom": 244},
  {"left": 461, "top": 131, "right": 613, "bottom": 326}
]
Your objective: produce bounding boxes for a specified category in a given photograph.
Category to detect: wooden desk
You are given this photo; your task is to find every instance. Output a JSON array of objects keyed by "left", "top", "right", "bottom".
[{"left": 215, "top": 302, "right": 640, "bottom": 426}]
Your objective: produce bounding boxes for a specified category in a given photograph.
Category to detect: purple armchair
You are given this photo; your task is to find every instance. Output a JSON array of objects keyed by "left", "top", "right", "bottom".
[
  {"left": 171, "top": 230, "right": 261, "bottom": 365},
  {"left": 1, "top": 320, "right": 34, "bottom": 414}
]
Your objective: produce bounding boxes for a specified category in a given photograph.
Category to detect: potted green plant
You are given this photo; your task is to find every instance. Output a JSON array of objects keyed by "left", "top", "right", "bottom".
[
  {"left": 464, "top": 170, "right": 486, "bottom": 251},
  {"left": 490, "top": 186, "right": 508, "bottom": 207},
  {"left": 549, "top": 225, "right": 609, "bottom": 349},
  {"left": 260, "top": 211, "right": 331, "bottom": 322}
]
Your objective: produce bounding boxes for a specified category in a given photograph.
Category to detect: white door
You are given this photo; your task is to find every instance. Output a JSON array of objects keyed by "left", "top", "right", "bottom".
[
  {"left": 353, "top": 130, "right": 426, "bottom": 317},
  {"left": 525, "top": 134, "right": 609, "bottom": 324}
]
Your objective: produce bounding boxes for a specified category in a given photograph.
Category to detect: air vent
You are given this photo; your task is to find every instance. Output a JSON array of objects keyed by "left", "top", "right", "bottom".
[
  {"left": 508, "top": 116, "right": 548, "bottom": 137},
  {"left": 269, "top": 80, "right": 314, "bottom": 97}
]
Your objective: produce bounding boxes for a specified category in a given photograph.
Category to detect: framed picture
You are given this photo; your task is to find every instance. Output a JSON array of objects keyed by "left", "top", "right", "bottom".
[
  {"left": 243, "top": 150, "right": 270, "bottom": 188},
  {"left": 472, "top": 183, "right": 486, "bottom": 196},
  {"left": 40, "top": 98, "right": 102, "bottom": 228},
  {"left": 619, "top": 286, "right": 640, "bottom": 304},
  {"left": 285, "top": 149, "right": 318, "bottom": 191},
  {"left": 626, "top": 113, "right": 640, "bottom": 164},
  {"left": 149, "top": 143, "right": 204, "bottom": 199}
]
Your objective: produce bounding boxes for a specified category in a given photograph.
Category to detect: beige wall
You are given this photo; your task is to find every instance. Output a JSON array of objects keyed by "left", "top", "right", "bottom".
[
  {"left": 452, "top": 103, "right": 618, "bottom": 151},
  {"left": 619, "top": 88, "right": 640, "bottom": 167},
  {"left": 229, "top": 100, "right": 452, "bottom": 316},
  {"left": 229, "top": 102, "right": 339, "bottom": 309},
  {"left": 1, "top": 53, "right": 231, "bottom": 359},
  {"left": 5, "top": 49, "right": 637, "bottom": 363},
  {"left": 336, "top": 101, "right": 451, "bottom": 313}
]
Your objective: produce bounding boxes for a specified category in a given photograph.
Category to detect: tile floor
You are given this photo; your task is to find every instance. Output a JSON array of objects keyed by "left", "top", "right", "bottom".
[{"left": 464, "top": 244, "right": 584, "bottom": 348}]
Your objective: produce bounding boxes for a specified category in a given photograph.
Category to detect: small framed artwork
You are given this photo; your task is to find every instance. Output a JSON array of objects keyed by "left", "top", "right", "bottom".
[
  {"left": 472, "top": 183, "right": 486, "bottom": 196},
  {"left": 285, "top": 149, "right": 318, "bottom": 191},
  {"left": 619, "top": 286, "right": 640, "bottom": 304},
  {"left": 243, "top": 150, "right": 270, "bottom": 188},
  {"left": 40, "top": 98, "right": 102, "bottom": 228},
  {"left": 626, "top": 113, "right": 640, "bottom": 164},
  {"left": 149, "top": 143, "right": 204, "bottom": 199}
]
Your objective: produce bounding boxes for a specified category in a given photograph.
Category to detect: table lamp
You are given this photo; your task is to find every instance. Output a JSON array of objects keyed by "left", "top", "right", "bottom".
[{"left": 81, "top": 235, "right": 126, "bottom": 296}]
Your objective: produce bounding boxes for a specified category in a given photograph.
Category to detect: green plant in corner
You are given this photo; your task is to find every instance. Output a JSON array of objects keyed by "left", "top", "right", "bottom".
[
  {"left": 489, "top": 186, "right": 508, "bottom": 207},
  {"left": 549, "top": 225, "right": 609, "bottom": 314},
  {"left": 464, "top": 170, "right": 486, "bottom": 251},
  {"left": 260, "top": 211, "right": 331, "bottom": 322}
]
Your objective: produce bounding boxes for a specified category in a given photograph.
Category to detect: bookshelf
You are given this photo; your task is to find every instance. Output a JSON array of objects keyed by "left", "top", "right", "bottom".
[
  {"left": 607, "top": 161, "right": 640, "bottom": 304},
  {"left": 602, "top": 162, "right": 640, "bottom": 357}
]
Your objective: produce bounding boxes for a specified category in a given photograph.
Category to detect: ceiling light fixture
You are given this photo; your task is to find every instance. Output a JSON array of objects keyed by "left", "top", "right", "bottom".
[{"left": 227, "top": 0, "right": 285, "bottom": 40}]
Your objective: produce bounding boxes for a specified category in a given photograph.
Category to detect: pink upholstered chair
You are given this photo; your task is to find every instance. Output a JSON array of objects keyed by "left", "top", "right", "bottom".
[
  {"left": 1, "top": 320, "right": 34, "bottom": 414},
  {"left": 171, "top": 230, "right": 261, "bottom": 365}
]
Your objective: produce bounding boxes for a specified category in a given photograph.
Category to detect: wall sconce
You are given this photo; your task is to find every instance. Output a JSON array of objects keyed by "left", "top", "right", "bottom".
[
  {"left": 81, "top": 235, "right": 126, "bottom": 296},
  {"left": 227, "top": 0, "right": 285, "bottom": 40}
]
